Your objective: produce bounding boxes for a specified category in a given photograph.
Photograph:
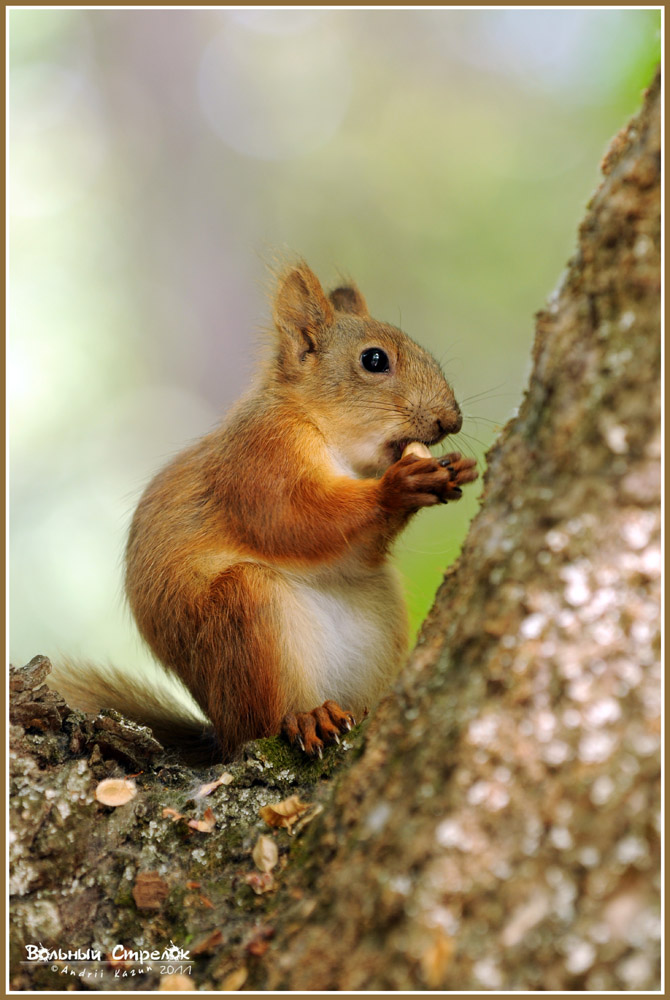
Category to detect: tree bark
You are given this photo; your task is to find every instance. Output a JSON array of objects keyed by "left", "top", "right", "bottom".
[{"left": 10, "top": 71, "right": 660, "bottom": 992}]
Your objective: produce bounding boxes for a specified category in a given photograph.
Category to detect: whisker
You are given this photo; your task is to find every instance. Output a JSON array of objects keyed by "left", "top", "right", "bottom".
[
  {"left": 437, "top": 350, "right": 460, "bottom": 370},
  {"left": 460, "top": 385, "right": 516, "bottom": 405},
  {"left": 389, "top": 390, "right": 418, "bottom": 410},
  {"left": 458, "top": 430, "right": 491, "bottom": 452},
  {"left": 425, "top": 387, "right": 449, "bottom": 411},
  {"left": 439, "top": 434, "right": 478, "bottom": 462},
  {"left": 464, "top": 414, "right": 505, "bottom": 428},
  {"left": 359, "top": 403, "right": 412, "bottom": 416}
]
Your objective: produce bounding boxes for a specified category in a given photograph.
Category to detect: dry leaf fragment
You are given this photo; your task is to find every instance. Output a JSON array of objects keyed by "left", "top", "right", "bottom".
[
  {"left": 291, "top": 802, "right": 323, "bottom": 835},
  {"left": 162, "top": 807, "right": 184, "bottom": 822},
  {"left": 244, "top": 871, "right": 275, "bottom": 895},
  {"left": 252, "top": 834, "right": 278, "bottom": 873},
  {"left": 95, "top": 778, "right": 137, "bottom": 807},
  {"left": 221, "top": 966, "right": 248, "bottom": 991},
  {"left": 196, "top": 772, "right": 234, "bottom": 798},
  {"left": 259, "top": 795, "right": 309, "bottom": 833},
  {"left": 420, "top": 928, "right": 454, "bottom": 988},
  {"left": 187, "top": 807, "right": 216, "bottom": 833},
  {"left": 158, "top": 973, "right": 196, "bottom": 991},
  {"left": 245, "top": 925, "right": 275, "bottom": 957},
  {"left": 246, "top": 937, "right": 270, "bottom": 957},
  {"left": 132, "top": 871, "right": 169, "bottom": 910},
  {"left": 191, "top": 928, "right": 223, "bottom": 956},
  {"left": 106, "top": 952, "right": 130, "bottom": 970}
]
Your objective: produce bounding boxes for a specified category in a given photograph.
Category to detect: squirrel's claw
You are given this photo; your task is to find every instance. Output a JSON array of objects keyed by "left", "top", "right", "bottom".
[{"left": 280, "top": 700, "right": 356, "bottom": 758}]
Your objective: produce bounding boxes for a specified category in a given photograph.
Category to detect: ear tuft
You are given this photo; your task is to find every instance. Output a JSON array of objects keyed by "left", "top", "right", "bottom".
[
  {"left": 328, "top": 284, "right": 368, "bottom": 317},
  {"left": 273, "top": 263, "right": 334, "bottom": 356}
]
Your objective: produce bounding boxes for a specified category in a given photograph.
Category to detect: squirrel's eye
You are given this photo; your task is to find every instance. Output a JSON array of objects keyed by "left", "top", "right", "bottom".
[{"left": 360, "top": 348, "right": 390, "bottom": 373}]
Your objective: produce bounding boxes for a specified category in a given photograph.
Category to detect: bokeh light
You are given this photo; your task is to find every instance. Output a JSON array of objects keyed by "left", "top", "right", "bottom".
[{"left": 198, "top": 15, "right": 352, "bottom": 159}]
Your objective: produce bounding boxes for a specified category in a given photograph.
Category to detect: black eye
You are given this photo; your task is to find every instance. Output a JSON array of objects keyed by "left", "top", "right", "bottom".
[{"left": 360, "top": 348, "right": 390, "bottom": 373}]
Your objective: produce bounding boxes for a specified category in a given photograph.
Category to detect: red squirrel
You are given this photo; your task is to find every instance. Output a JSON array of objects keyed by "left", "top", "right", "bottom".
[{"left": 52, "top": 263, "right": 477, "bottom": 762}]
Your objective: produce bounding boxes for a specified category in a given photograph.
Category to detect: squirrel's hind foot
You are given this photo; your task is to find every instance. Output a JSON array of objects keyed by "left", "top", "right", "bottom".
[{"left": 281, "top": 700, "right": 355, "bottom": 758}]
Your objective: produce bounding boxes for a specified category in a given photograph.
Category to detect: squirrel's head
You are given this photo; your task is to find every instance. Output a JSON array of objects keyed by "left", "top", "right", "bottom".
[{"left": 271, "top": 262, "right": 462, "bottom": 477}]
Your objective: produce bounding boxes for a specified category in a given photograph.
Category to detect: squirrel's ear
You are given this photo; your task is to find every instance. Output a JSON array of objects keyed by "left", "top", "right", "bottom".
[
  {"left": 328, "top": 284, "right": 369, "bottom": 317},
  {"left": 273, "top": 264, "right": 334, "bottom": 361}
]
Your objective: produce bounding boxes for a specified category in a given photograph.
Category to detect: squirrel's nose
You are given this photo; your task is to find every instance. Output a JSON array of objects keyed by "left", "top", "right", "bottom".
[{"left": 436, "top": 405, "right": 462, "bottom": 436}]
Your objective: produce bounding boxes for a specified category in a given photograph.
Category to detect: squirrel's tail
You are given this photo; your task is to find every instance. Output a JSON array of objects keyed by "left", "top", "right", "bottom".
[{"left": 48, "top": 661, "right": 220, "bottom": 767}]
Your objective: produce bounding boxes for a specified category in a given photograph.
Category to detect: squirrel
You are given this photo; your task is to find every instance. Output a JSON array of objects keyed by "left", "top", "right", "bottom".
[{"left": 51, "top": 262, "right": 478, "bottom": 763}]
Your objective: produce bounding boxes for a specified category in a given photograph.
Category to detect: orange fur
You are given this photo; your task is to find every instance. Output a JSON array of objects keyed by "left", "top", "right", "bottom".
[{"left": 70, "top": 262, "right": 478, "bottom": 760}]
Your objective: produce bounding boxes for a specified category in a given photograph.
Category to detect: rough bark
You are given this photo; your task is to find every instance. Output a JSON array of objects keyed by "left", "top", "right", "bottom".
[{"left": 9, "top": 71, "right": 660, "bottom": 992}]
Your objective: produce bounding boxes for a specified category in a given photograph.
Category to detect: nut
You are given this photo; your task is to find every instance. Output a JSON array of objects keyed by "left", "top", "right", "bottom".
[{"left": 402, "top": 441, "right": 432, "bottom": 459}]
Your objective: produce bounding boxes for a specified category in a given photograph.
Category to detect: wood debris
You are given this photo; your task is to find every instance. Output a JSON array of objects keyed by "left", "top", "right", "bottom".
[{"left": 132, "top": 871, "right": 169, "bottom": 910}]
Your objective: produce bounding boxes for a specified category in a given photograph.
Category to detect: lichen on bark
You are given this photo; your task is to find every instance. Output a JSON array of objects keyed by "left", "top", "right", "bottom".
[
  {"left": 9, "top": 654, "right": 365, "bottom": 992},
  {"left": 9, "top": 70, "right": 660, "bottom": 992}
]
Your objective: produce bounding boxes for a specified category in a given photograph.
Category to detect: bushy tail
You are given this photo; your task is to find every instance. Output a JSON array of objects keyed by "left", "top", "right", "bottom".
[{"left": 48, "top": 661, "right": 220, "bottom": 766}]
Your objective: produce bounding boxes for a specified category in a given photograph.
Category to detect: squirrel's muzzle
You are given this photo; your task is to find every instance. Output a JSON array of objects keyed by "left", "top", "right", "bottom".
[{"left": 435, "top": 403, "right": 462, "bottom": 439}]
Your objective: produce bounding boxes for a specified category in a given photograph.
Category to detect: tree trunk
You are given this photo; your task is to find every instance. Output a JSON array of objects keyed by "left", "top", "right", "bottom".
[{"left": 10, "top": 70, "right": 660, "bottom": 993}]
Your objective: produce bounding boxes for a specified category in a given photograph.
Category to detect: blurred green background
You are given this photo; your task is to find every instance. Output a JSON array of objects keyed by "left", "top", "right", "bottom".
[{"left": 9, "top": 9, "right": 660, "bottom": 685}]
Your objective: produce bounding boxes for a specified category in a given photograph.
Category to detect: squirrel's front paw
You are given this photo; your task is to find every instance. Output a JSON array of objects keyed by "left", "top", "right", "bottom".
[
  {"left": 281, "top": 700, "right": 355, "bottom": 758},
  {"left": 437, "top": 452, "right": 478, "bottom": 498},
  {"left": 380, "top": 452, "right": 477, "bottom": 511}
]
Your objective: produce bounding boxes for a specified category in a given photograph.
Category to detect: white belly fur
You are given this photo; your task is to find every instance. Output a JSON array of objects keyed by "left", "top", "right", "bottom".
[{"left": 277, "top": 562, "right": 408, "bottom": 716}]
